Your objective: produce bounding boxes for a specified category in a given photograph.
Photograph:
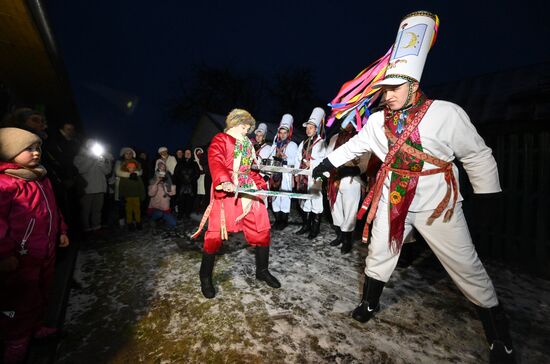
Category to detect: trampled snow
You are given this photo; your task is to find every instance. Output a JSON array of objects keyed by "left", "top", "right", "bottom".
[{"left": 57, "top": 216, "right": 550, "bottom": 363}]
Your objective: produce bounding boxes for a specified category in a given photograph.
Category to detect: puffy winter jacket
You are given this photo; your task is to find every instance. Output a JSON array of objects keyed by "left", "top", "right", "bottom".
[
  {"left": 0, "top": 162, "right": 68, "bottom": 260},
  {"left": 148, "top": 178, "right": 176, "bottom": 211}
]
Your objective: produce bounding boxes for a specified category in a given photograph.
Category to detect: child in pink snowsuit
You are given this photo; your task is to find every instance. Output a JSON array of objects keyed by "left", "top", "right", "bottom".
[{"left": 0, "top": 127, "right": 70, "bottom": 364}]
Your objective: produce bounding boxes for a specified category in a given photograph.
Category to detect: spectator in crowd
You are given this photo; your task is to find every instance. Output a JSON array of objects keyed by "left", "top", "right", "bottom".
[
  {"left": 136, "top": 150, "right": 151, "bottom": 216},
  {"left": 1, "top": 110, "right": 81, "bottom": 231},
  {"left": 118, "top": 159, "right": 145, "bottom": 231},
  {"left": 73, "top": 139, "right": 113, "bottom": 236},
  {"left": 175, "top": 148, "right": 184, "bottom": 163},
  {"left": 1, "top": 107, "right": 47, "bottom": 139},
  {"left": 173, "top": 148, "right": 199, "bottom": 219},
  {"left": 193, "top": 147, "right": 209, "bottom": 213},
  {"left": 157, "top": 146, "right": 177, "bottom": 175},
  {"left": 47, "top": 121, "right": 81, "bottom": 166},
  {"left": 101, "top": 147, "right": 118, "bottom": 228},
  {"left": 0, "top": 127, "right": 69, "bottom": 364},
  {"left": 136, "top": 151, "right": 151, "bottom": 190},
  {"left": 148, "top": 161, "right": 177, "bottom": 228},
  {"left": 172, "top": 148, "right": 184, "bottom": 214},
  {"left": 114, "top": 147, "right": 143, "bottom": 227},
  {"left": 115, "top": 147, "right": 145, "bottom": 230}
]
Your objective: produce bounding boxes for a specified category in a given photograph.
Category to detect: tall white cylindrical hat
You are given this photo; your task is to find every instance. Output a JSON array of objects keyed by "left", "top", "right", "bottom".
[
  {"left": 254, "top": 122, "right": 268, "bottom": 135},
  {"left": 302, "top": 107, "right": 325, "bottom": 128},
  {"left": 374, "top": 11, "right": 439, "bottom": 88},
  {"left": 279, "top": 114, "right": 294, "bottom": 130}
]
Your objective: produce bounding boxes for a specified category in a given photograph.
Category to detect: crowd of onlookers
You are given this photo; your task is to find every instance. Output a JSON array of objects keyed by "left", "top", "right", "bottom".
[
  {"left": 2, "top": 108, "right": 212, "bottom": 237},
  {"left": 0, "top": 107, "right": 210, "bottom": 363}
]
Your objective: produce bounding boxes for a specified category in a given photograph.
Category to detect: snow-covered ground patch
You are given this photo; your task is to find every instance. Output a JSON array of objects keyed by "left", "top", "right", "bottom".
[{"left": 56, "top": 217, "right": 550, "bottom": 363}]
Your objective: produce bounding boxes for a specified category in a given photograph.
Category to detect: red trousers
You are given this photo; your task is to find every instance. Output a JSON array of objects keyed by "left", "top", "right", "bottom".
[{"left": 204, "top": 199, "right": 270, "bottom": 254}]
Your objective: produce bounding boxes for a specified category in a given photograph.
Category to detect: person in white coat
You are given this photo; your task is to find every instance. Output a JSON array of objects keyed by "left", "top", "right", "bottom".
[
  {"left": 268, "top": 114, "right": 298, "bottom": 230},
  {"left": 313, "top": 11, "right": 514, "bottom": 364},
  {"left": 294, "top": 107, "right": 327, "bottom": 239},
  {"left": 326, "top": 122, "right": 372, "bottom": 253},
  {"left": 74, "top": 139, "right": 113, "bottom": 232},
  {"left": 157, "top": 146, "right": 177, "bottom": 175}
]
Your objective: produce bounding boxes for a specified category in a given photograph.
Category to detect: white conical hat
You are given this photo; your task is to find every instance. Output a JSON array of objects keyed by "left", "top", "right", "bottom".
[
  {"left": 302, "top": 107, "right": 325, "bottom": 128},
  {"left": 254, "top": 122, "right": 268, "bottom": 135},
  {"left": 278, "top": 114, "right": 294, "bottom": 130},
  {"left": 374, "top": 11, "right": 439, "bottom": 88}
]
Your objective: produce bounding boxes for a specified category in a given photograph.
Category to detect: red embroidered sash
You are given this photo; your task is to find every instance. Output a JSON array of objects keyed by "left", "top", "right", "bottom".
[
  {"left": 297, "top": 136, "right": 321, "bottom": 193},
  {"left": 355, "top": 99, "right": 457, "bottom": 251}
]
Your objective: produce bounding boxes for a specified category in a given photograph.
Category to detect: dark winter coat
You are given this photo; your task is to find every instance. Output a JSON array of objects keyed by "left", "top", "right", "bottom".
[
  {"left": 118, "top": 176, "right": 146, "bottom": 201},
  {"left": 173, "top": 158, "right": 200, "bottom": 196}
]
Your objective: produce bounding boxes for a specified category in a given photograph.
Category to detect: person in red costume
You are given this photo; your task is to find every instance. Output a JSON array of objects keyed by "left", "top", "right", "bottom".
[
  {"left": 0, "top": 127, "right": 69, "bottom": 364},
  {"left": 192, "top": 109, "right": 281, "bottom": 299}
]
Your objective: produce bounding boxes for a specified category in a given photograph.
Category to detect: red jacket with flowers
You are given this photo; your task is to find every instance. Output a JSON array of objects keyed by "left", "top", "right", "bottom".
[
  {"left": 0, "top": 162, "right": 68, "bottom": 260},
  {"left": 207, "top": 133, "right": 270, "bottom": 233}
]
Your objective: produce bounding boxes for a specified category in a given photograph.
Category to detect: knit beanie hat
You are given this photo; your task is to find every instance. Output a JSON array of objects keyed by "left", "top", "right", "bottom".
[
  {"left": 224, "top": 109, "right": 255, "bottom": 131},
  {"left": 0, "top": 127, "right": 42, "bottom": 161}
]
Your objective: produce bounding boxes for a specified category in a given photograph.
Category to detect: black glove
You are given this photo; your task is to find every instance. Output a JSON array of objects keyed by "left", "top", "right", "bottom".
[
  {"left": 312, "top": 158, "right": 335, "bottom": 180},
  {"left": 338, "top": 166, "right": 361, "bottom": 178},
  {"left": 129, "top": 173, "right": 138, "bottom": 180},
  {"left": 472, "top": 192, "right": 502, "bottom": 220}
]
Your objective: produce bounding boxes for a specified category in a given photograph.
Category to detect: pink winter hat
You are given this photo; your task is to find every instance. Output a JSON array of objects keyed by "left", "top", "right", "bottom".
[{"left": 0, "top": 127, "right": 42, "bottom": 161}]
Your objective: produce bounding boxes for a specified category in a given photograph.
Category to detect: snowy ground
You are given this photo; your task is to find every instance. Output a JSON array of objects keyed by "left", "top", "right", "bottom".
[{"left": 56, "top": 214, "right": 550, "bottom": 364}]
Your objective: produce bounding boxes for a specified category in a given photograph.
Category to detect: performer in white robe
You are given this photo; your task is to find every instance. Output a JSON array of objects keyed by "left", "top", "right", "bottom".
[
  {"left": 313, "top": 11, "right": 515, "bottom": 364},
  {"left": 294, "top": 107, "right": 327, "bottom": 239},
  {"left": 268, "top": 114, "right": 298, "bottom": 230},
  {"left": 326, "top": 122, "right": 372, "bottom": 253},
  {"left": 254, "top": 123, "right": 272, "bottom": 163},
  {"left": 253, "top": 123, "right": 271, "bottom": 207}
]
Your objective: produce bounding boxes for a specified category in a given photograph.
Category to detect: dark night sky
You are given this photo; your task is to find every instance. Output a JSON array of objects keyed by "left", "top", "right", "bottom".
[{"left": 44, "top": 0, "right": 550, "bottom": 156}]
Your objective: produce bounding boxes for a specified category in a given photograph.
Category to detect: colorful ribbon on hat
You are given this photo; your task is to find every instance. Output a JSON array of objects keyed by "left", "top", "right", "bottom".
[
  {"left": 327, "top": 47, "right": 392, "bottom": 131},
  {"left": 431, "top": 15, "right": 439, "bottom": 48},
  {"left": 327, "top": 13, "right": 438, "bottom": 133}
]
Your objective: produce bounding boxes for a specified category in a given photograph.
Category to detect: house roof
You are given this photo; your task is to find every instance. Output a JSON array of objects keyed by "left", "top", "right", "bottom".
[{"left": 0, "top": 0, "right": 79, "bottom": 123}]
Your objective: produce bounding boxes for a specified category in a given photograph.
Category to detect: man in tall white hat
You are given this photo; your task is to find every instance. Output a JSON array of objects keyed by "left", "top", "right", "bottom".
[
  {"left": 268, "top": 114, "right": 298, "bottom": 230},
  {"left": 294, "top": 107, "right": 327, "bottom": 239},
  {"left": 326, "top": 121, "right": 372, "bottom": 253},
  {"left": 313, "top": 11, "right": 515, "bottom": 363}
]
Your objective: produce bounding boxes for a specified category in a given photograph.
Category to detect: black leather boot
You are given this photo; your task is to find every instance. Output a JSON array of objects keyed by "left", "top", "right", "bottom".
[
  {"left": 476, "top": 305, "right": 516, "bottom": 364},
  {"left": 279, "top": 212, "right": 289, "bottom": 230},
  {"left": 340, "top": 231, "right": 353, "bottom": 254},
  {"left": 352, "top": 276, "right": 385, "bottom": 323},
  {"left": 199, "top": 252, "right": 216, "bottom": 298},
  {"left": 255, "top": 246, "right": 281, "bottom": 288},
  {"left": 272, "top": 211, "right": 281, "bottom": 230},
  {"left": 330, "top": 226, "right": 342, "bottom": 246},
  {"left": 307, "top": 213, "right": 321, "bottom": 239},
  {"left": 295, "top": 212, "right": 311, "bottom": 235}
]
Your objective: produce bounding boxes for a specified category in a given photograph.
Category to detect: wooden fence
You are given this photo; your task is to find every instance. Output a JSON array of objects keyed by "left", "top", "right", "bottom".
[{"left": 462, "top": 121, "right": 550, "bottom": 278}]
